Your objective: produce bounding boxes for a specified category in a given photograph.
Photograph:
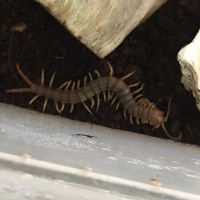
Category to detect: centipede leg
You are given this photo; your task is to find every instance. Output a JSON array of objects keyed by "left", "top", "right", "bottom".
[
  {"left": 96, "top": 94, "right": 100, "bottom": 111},
  {"left": 71, "top": 81, "right": 76, "bottom": 90},
  {"left": 103, "top": 91, "right": 107, "bottom": 102},
  {"left": 90, "top": 97, "right": 95, "bottom": 109},
  {"left": 134, "top": 94, "right": 143, "bottom": 102},
  {"left": 29, "top": 95, "right": 39, "bottom": 105},
  {"left": 29, "top": 68, "right": 46, "bottom": 108},
  {"left": 115, "top": 101, "right": 120, "bottom": 110},
  {"left": 43, "top": 71, "right": 56, "bottom": 112},
  {"left": 88, "top": 72, "right": 93, "bottom": 81},
  {"left": 136, "top": 118, "right": 140, "bottom": 125},
  {"left": 54, "top": 80, "right": 72, "bottom": 113},
  {"left": 87, "top": 73, "right": 96, "bottom": 108},
  {"left": 132, "top": 85, "right": 144, "bottom": 95},
  {"left": 55, "top": 102, "right": 65, "bottom": 113},
  {"left": 59, "top": 80, "right": 71, "bottom": 112},
  {"left": 129, "top": 81, "right": 140, "bottom": 88},
  {"left": 111, "top": 96, "right": 117, "bottom": 106},
  {"left": 109, "top": 92, "right": 114, "bottom": 100},
  {"left": 77, "top": 80, "right": 81, "bottom": 89},
  {"left": 107, "top": 91, "right": 111, "bottom": 101},
  {"left": 16, "top": 64, "right": 34, "bottom": 86},
  {"left": 69, "top": 104, "right": 74, "bottom": 113},
  {"left": 82, "top": 101, "right": 93, "bottom": 115},
  {"left": 121, "top": 71, "right": 135, "bottom": 81},
  {"left": 123, "top": 109, "right": 127, "bottom": 118},
  {"left": 84, "top": 76, "right": 87, "bottom": 85},
  {"left": 28, "top": 68, "right": 46, "bottom": 105},
  {"left": 129, "top": 115, "right": 133, "bottom": 124},
  {"left": 107, "top": 62, "right": 114, "bottom": 76},
  {"left": 43, "top": 98, "right": 48, "bottom": 112},
  {"left": 95, "top": 70, "right": 101, "bottom": 78},
  {"left": 28, "top": 69, "right": 44, "bottom": 104},
  {"left": 59, "top": 80, "right": 72, "bottom": 90}
]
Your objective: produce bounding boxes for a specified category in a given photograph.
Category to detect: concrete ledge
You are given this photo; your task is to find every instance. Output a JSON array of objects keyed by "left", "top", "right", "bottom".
[{"left": 0, "top": 103, "right": 200, "bottom": 199}]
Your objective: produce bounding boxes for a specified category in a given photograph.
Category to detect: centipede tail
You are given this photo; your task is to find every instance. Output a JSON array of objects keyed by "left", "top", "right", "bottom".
[{"left": 6, "top": 63, "right": 182, "bottom": 140}]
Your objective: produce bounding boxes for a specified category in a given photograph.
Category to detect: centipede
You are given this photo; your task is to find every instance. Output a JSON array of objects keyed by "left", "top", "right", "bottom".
[{"left": 6, "top": 62, "right": 182, "bottom": 140}]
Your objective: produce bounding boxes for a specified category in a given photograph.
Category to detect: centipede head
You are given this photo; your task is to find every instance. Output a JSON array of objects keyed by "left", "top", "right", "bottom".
[{"left": 150, "top": 108, "right": 166, "bottom": 128}]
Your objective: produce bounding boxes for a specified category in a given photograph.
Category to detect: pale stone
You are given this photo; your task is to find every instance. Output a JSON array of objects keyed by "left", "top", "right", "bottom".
[
  {"left": 178, "top": 29, "right": 200, "bottom": 110},
  {"left": 36, "top": 0, "right": 166, "bottom": 58}
]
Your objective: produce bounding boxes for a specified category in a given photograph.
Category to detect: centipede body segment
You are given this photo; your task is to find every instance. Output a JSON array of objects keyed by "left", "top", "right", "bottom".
[{"left": 6, "top": 63, "right": 181, "bottom": 140}]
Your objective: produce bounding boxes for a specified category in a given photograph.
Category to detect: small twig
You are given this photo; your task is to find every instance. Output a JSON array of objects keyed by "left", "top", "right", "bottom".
[{"left": 8, "top": 23, "right": 27, "bottom": 85}]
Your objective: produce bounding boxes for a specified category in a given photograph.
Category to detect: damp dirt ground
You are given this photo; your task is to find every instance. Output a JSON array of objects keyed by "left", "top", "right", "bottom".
[{"left": 1, "top": 0, "right": 200, "bottom": 145}]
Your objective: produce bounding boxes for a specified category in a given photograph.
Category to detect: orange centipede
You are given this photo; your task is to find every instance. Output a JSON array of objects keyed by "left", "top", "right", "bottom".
[{"left": 6, "top": 62, "right": 181, "bottom": 140}]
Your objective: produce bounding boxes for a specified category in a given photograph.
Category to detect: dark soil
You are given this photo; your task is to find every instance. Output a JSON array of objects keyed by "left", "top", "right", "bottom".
[{"left": 1, "top": 0, "right": 200, "bottom": 145}]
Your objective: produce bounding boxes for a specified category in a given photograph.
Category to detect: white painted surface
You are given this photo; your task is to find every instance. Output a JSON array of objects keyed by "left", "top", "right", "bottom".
[
  {"left": 0, "top": 103, "right": 200, "bottom": 199},
  {"left": 0, "top": 169, "right": 134, "bottom": 200}
]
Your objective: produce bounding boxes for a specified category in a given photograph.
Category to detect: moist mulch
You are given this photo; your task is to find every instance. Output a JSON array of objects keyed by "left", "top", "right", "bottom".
[{"left": 1, "top": 0, "right": 200, "bottom": 145}]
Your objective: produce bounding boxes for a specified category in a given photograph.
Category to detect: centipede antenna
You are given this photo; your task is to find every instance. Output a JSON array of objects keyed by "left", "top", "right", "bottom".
[
  {"left": 88, "top": 72, "right": 93, "bottom": 81},
  {"left": 96, "top": 94, "right": 100, "bottom": 111},
  {"left": 82, "top": 101, "right": 93, "bottom": 115},
  {"left": 90, "top": 97, "right": 95, "bottom": 108},
  {"left": 28, "top": 94, "right": 39, "bottom": 105},
  {"left": 129, "top": 115, "right": 133, "bottom": 124},
  {"left": 55, "top": 102, "right": 65, "bottom": 113},
  {"left": 111, "top": 96, "right": 117, "bottom": 106},
  {"left": 95, "top": 70, "right": 101, "bottom": 78},
  {"left": 16, "top": 64, "right": 34, "bottom": 86},
  {"left": 132, "top": 84, "right": 144, "bottom": 95},
  {"left": 69, "top": 104, "right": 74, "bottom": 113},
  {"left": 123, "top": 109, "right": 127, "bottom": 118},
  {"left": 165, "top": 98, "right": 172, "bottom": 122},
  {"left": 129, "top": 81, "right": 140, "bottom": 88},
  {"left": 41, "top": 69, "right": 44, "bottom": 85},
  {"left": 121, "top": 71, "right": 135, "bottom": 81},
  {"left": 161, "top": 123, "right": 182, "bottom": 141},
  {"left": 107, "top": 61, "right": 113, "bottom": 76},
  {"left": 115, "top": 101, "right": 120, "bottom": 110},
  {"left": 49, "top": 72, "right": 56, "bottom": 87}
]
